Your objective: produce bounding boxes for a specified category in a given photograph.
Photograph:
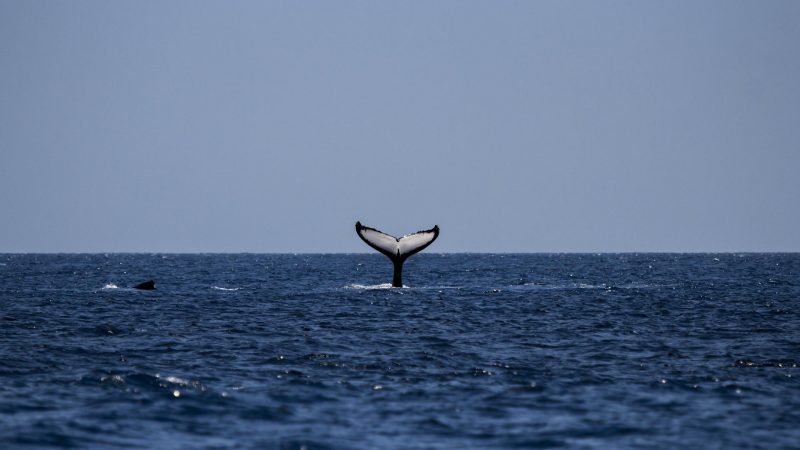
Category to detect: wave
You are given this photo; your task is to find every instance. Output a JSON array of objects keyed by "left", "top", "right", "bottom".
[
  {"left": 516, "top": 282, "right": 660, "bottom": 291},
  {"left": 101, "top": 283, "right": 119, "bottom": 289},
  {"left": 93, "top": 371, "right": 215, "bottom": 397}
]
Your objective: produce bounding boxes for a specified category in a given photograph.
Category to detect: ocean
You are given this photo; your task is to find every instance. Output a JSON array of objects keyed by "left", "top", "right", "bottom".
[{"left": 0, "top": 253, "right": 798, "bottom": 449}]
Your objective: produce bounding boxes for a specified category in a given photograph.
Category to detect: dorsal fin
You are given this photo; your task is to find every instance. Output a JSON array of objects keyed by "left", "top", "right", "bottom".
[{"left": 133, "top": 280, "right": 156, "bottom": 290}]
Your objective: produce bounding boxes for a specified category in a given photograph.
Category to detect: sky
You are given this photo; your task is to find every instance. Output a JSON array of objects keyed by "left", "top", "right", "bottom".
[{"left": 1, "top": 1, "right": 798, "bottom": 253}]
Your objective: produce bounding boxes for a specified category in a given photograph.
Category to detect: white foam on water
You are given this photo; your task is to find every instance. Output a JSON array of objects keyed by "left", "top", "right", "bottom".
[
  {"left": 159, "top": 375, "right": 190, "bottom": 386},
  {"left": 345, "top": 283, "right": 397, "bottom": 290},
  {"left": 518, "top": 282, "right": 659, "bottom": 291},
  {"left": 211, "top": 286, "right": 241, "bottom": 291},
  {"left": 345, "top": 283, "right": 461, "bottom": 290},
  {"left": 102, "top": 283, "right": 119, "bottom": 289}
]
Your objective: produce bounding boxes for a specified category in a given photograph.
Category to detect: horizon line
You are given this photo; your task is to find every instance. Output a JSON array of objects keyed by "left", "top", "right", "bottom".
[{"left": 1, "top": 251, "right": 799, "bottom": 255}]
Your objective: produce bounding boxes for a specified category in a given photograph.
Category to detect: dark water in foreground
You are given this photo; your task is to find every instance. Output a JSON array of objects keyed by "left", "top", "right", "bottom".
[{"left": 1, "top": 253, "right": 799, "bottom": 449}]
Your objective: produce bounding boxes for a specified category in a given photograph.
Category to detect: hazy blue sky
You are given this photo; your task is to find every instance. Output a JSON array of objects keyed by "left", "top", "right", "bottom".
[{"left": 1, "top": 1, "right": 798, "bottom": 252}]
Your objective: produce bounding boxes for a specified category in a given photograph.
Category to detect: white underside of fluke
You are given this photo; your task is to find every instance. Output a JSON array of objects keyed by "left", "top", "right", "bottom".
[
  {"left": 355, "top": 222, "right": 439, "bottom": 259},
  {"left": 356, "top": 227, "right": 436, "bottom": 257}
]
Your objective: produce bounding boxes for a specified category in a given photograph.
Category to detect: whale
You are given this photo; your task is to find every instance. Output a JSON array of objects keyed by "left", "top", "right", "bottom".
[
  {"left": 133, "top": 280, "right": 156, "bottom": 290},
  {"left": 355, "top": 221, "right": 439, "bottom": 287}
]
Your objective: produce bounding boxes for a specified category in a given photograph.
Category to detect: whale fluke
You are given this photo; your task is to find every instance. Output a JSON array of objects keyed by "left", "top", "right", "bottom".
[
  {"left": 133, "top": 280, "right": 156, "bottom": 290},
  {"left": 355, "top": 221, "right": 439, "bottom": 287}
]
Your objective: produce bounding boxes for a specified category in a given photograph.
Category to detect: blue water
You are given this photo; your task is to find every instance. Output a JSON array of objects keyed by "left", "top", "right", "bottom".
[{"left": 1, "top": 253, "right": 799, "bottom": 449}]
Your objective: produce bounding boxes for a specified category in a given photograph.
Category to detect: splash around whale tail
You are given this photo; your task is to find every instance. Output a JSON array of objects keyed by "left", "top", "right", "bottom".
[{"left": 355, "top": 221, "right": 439, "bottom": 287}]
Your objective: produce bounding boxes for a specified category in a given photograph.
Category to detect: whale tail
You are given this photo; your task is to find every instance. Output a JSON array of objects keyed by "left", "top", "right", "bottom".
[{"left": 355, "top": 221, "right": 439, "bottom": 287}]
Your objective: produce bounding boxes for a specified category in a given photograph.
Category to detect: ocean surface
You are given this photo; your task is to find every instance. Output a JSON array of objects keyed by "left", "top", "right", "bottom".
[{"left": 1, "top": 253, "right": 798, "bottom": 449}]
